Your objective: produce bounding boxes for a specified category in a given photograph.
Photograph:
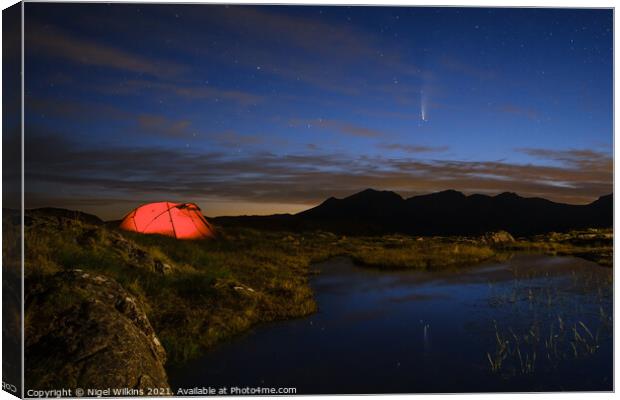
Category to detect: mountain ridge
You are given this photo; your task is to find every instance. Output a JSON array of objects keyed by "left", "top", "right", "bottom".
[{"left": 215, "top": 189, "right": 613, "bottom": 236}]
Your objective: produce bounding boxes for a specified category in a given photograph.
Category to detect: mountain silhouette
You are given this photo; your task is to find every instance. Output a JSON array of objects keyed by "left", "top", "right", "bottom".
[{"left": 214, "top": 189, "right": 613, "bottom": 236}]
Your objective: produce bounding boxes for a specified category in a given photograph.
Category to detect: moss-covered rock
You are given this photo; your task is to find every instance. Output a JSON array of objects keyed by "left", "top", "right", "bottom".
[{"left": 25, "top": 270, "right": 169, "bottom": 391}]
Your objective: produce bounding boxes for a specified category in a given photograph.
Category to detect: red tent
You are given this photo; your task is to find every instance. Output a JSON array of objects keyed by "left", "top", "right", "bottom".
[{"left": 119, "top": 202, "right": 215, "bottom": 240}]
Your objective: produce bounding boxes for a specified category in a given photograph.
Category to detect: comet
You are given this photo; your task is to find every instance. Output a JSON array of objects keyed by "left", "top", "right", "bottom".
[{"left": 420, "top": 90, "right": 428, "bottom": 122}]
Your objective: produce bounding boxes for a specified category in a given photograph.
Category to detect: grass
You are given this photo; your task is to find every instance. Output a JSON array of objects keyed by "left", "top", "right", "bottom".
[
  {"left": 484, "top": 257, "right": 612, "bottom": 378},
  {"left": 487, "top": 317, "right": 605, "bottom": 377},
  {"left": 348, "top": 239, "right": 497, "bottom": 270},
  {"left": 505, "top": 228, "right": 613, "bottom": 267}
]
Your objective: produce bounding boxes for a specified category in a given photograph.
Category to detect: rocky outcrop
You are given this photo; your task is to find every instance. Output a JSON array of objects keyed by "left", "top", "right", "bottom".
[
  {"left": 25, "top": 270, "right": 169, "bottom": 391},
  {"left": 483, "top": 230, "right": 515, "bottom": 244}
]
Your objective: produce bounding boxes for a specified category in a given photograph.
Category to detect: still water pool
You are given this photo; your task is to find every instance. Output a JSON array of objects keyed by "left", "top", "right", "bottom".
[{"left": 169, "top": 255, "right": 612, "bottom": 393}]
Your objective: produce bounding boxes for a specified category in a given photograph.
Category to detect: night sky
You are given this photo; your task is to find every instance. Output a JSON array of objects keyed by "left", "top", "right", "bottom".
[{"left": 24, "top": 4, "right": 613, "bottom": 219}]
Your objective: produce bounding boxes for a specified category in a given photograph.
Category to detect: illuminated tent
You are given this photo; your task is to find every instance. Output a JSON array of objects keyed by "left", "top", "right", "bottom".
[{"left": 119, "top": 202, "right": 215, "bottom": 240}]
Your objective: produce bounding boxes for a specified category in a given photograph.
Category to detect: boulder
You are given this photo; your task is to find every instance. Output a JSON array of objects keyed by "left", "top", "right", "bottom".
[
  {"left": 25, "top": 270, "right": 169, "bottom": 391},
  {"left": 484, "top": 230, "right": 515, "bottom": 244}
]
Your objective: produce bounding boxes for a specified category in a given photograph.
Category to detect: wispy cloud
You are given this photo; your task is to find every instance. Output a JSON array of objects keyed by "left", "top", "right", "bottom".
[
  {"left": 516, "top": 147, "right": 612, "bottom": 168},
  {"left": 24, "top": 132, "right": 612, "bottom": 218},
  {"left": 93, "top": 79, "right": 263, "bottom": 106},
  {"left": 28, "top": 97, "right": 131, "bottom": 121},
  {"left": 136, "top": 114, "right": 192, "bottom": 137},
  {"left": 439, "top": 55, "right": 497, "bottom": 81},
  {"left": 497, "top": 104, "right": 539, "bottom": 120},
  {"left": 180, "top": 7, "right": 428, "bottom": 96},
  {"left": 290, "top": 118, "right": 385, "bottom": 138},
  {"left": 28, "top": 97, "right": 197, "bottom": 138},
  {"left": 29, "top": 8, "right": 426, "bottom": 104},
  {"left": 209, "top": 131, "right": 264, "bottom": 147},
  {"left": 517, "top": 147, "right": 608, "bottom": 160},
  {"left": 378, "top": 143, "right": 449, "bottom": 153},
  {"left": 27, "top": 22, "right": 186, "bottom": 78}
]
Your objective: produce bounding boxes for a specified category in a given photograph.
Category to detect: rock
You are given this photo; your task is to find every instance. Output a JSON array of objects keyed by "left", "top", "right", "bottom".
[
  {"left": 25, "top": 270, "right": 169, "bottom": 391},
  {"left": 75, "top": 228, "right": 101, "bottom": 246},
  {"left": 154, "top": 260, "right": 174, "bottom": 275},
  {"left": 24, "top": 208, "right": 103, "bottom": 230},
  {"left": 484, "top": 230, "right": 515, "bottom": 244},
  {"left": 108, "top": 232, "right": 176, "bottom": 275}
]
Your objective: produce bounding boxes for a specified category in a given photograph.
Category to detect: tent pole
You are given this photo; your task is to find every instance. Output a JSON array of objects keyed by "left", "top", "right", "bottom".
[{"left": 167, "top": 202, "right": 178, "bottom": 239}]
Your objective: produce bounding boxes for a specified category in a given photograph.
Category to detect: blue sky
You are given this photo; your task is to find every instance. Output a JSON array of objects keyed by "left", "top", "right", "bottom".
[{"left": 24, "top": 4, "right": 612, "bottom": 218}]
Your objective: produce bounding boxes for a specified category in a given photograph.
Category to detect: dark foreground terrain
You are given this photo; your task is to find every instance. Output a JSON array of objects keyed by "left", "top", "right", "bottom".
[{"left": 3, "top": 203, "right": 612, "bottom": 393}]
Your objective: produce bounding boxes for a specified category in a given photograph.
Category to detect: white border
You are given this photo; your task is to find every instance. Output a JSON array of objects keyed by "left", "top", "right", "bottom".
[{"left": 0, "top": 2, "right": 616, "bottom": 400}]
